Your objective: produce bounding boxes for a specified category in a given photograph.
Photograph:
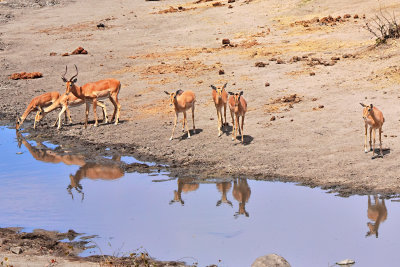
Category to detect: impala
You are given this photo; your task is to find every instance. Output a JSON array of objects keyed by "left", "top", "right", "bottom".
[
  {"left": 62, "top": 65, "right": 121, "bottom": 128},
  {"left": 360, "top": 103, "right": 384, "bottom": 158},
  {"left": 232, "top": 178, "right": 251, "bottom": 218},
  {"left": 216, "top": 181, "right": 233, "bottom": 207},
  {"left": 228, "top": 91, "right": 247, "bottom": 143},
  {"left": 37, "top": 92, "right": 107, "bottom": 130},
  {"left": 366, "top": 195, "right": 387, "bottom": 238},
  {"left": 211, "top": 83, "right": 228, "bottom": 137},
  {"left": 169, "top": 178, "right": 199, "bottom": 205},
  {"left": 16, "top": 91, "right": 60, "bottom": 130},
  {"left": 164, "top": 90, "right": 196, "bottom": 140}
]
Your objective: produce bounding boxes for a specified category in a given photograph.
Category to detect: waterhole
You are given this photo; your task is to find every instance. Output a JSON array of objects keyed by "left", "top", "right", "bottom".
[{"left": 0, "top": 126, "right": 399, "bottom": 266}]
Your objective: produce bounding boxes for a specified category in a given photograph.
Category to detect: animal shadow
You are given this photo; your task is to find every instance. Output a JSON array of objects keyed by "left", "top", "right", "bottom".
[
  {"left": 371, "top": 148, "right": 390, "bottom": 159},
  {"left": 234, "top": 135, "right": 254, "bottom": 145},
  {"left": 222, "top": 123, "right": 233, "bottom": 136},
  {"left": 180, "top": 128, "right": 203, "bottom": 140}
]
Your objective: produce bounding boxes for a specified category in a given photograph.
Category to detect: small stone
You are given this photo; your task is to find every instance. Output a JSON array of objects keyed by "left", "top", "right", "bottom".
[
  {"left": 344, "top": 14, "right": 351, "bottom": 19},
  {"left": 228, "top": 0, "right": 235, "bottom": 3},
  {"left": 49, "top": 52, "right": 57, "bottom": 56},
  {"left": 62, "top": 53, "right": 69, "bottom": 56},
  {"left": 219, "top": 69, "right": 225, "bottom": 75},
  {"left": 310, "top": 72, "right": 315, "bottom": 76},
  {"left": 255, "top": 62, "right": 267, "bottom": 67},
  {"left": 318, "top": 105, "right": 324, "bottom": 108},
  {"left": 270, "top": 116, "right": 276, "bottom": 121},
  {"left": 331, "top": 56, "right": 340, "bottom": 60},
  {"left": 97, "top": 23, "right": 105, "bottom": 28},
  {"left": 265, "top": 82, "right": 270, "bottom": 87},
  {"left": 252, "top": 254, "right": 291, "bottom": 267},
  {"left": 276, "top": 59, "right": 285, "bottom": 64},
  {"left": 228, "top": 5, "right": 233, "bottom": 8},
  {"left": 11, "top": 246, "right": 23, "bottom": 254},
  {"left": 222, "top": 39, "right": 230, "bottom": 45},
  {"left": 354, "top": 14, "right": 359, "bottom": 19},
  {"left": 312, "top": 97, "right": 318, "bottom": 101}
]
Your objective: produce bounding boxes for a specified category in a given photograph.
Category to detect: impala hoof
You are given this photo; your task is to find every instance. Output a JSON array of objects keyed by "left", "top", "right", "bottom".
[
  {"left": 364, "top": 150, "right": 368, "bottom": 153},
  {"left": 169, "top": 137, "right": 173, "bottom": 141},
  {"left": 232, "top": 137, "right": 235, "bottom": 141},
  {"left": 218, "top": 132, "right": 222, "bottom": 137}
]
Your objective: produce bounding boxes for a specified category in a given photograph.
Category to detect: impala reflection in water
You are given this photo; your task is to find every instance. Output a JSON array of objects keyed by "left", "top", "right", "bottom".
[
  {"left": 366, "top": 195, "right": 387, "bottom": 238},
  {"left": 16, "top": 131, "right": 124, "bottom": 200}
]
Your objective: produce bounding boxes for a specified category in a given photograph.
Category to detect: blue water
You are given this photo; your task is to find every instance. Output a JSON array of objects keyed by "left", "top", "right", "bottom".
[{"left": 0, "top": 126, "right": 399, "bottom": 266}]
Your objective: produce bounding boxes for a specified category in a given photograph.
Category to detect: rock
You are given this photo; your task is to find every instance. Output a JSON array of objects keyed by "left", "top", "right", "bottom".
[
  {"left": 331, "top": 56, "right": 340, "bottom": 61},
  {"left": 49, "top": 52, "right": 57, "bottom": 56},
  {"left": 318, "top": 105, "right": 324, "bottom": 108},
  {"left": 228, "top": 0, "right": 235, "bottom": 3},
  {"left": 265, "top": 82, "right": 270, "bottom": 87},
  {"left": 97, "top": 23, "right": 105, "bottom": 28},
  {"left": 354, "top": 14, "right": 359, "bottom": 19},
  {"left": 312, "top": 97, "right": 318, "bottom": 101},
  {"left": 62, "top": 52, "right": 69, "bottom": 56},
  {"left": 309, "top": 72, "right": 315, "bottom": 76},
  {"left": 212, "top": 2, "right": 223, "bottom": 6},
  {"left": 219, "top": 69, "right": 225, "bottom": 75},
  {"left": 228, "top": 5, "right": 233, "bottom": 8},
  {"left": 276, "top": 59, "right": 285, "bottom": 64},
  {"left": 255, "top": 62, "right": 267, "bottom": 67},
  {"left": 270, "top": 116, "right": 276, "bottom": 121},
  {"left": 336, "top": 259, "right": 355, "bottom": 265},
  {"left": 251, "top": 254, "right": 291, "bottom": 267},
  {"left": 222, "top": 39, "right": 230, "bottom": 45},
  {"left": 71, "top": 46, "right": 88, "bottom": 55},
  {"left": 10, "top": 246, "right": 23, "bottom": 254},
  {"left": 344, "top": 14, "right": 351, "bottom": 19}
]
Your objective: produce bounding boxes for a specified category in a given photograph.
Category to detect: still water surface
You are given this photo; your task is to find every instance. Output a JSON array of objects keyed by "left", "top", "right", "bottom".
[{"left": 0, "top": 126, "right": 399, "bottom": 266}]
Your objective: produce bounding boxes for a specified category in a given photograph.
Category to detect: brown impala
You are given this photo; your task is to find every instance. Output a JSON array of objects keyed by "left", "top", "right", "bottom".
[
  {"left": 62, "top": 65, "right": 121, "bottom": 128},
  {"left": 37, "top": 92, "right": 107, "bottom": 130},
  {"left": 16, "top": 92, "right": 60, "bottom": 130},
  {"left": 211, "top": 83, "right": 228, "bottom": 137}
]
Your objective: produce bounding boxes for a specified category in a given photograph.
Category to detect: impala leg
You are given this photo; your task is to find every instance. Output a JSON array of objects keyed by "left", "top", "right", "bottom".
[
  {"left": 112, "top": 94, "right": 121, "bottom": 125},
  {"left": 34, "top": 111, "right": 40, "bottom": 129},
  {"left": 241, "top": 115, "right": 245, "bottom": 143},
  {"left": 192, "top": 102, "right": 196, "bottom": 133},
  {"left": 234, "top": 114, "right": 239, "bottom": 142},
  {"left": 170, "top": 112, "right": 178, "bottom": 141},
  {"left": 85, "top": 100, "right": 89, "bottom": 129},
  {"left": 223, "top": 103, "right": 227, "bottom": 127},
  {"left": 184, "top": 111, "right": 190, "bottom": 139},
  {"left": 57, "top": 105, "right": 67, "bottom": 130},
  {"left": 182, "top": 116, "right": 186, "bottom": 132},
  {"left": 372, "top": 128, "right": 376, "bottom": 158},
  {"left": 92, "top": 99, "right": 99, "bottom": 127},
  {"left": 231, "top": 111, "right": 235, "bottom": 141},
  {"left": 97, "top": 101, "right": 108, "bottom": 124},
  {"left": 379, "top": 127, "right": 383, "bottom": 157},
  {"left": 364, "top": 124, "right": 368, "bottom": 153},
  {"left": 216, "top": 108, "right": 222, "bottom": 137},
  {"left": 66, "top": 105, "right": 72, "bottom": 124},
  {"left": 369, "top": 127, "right": 372, "bottom": 151}
]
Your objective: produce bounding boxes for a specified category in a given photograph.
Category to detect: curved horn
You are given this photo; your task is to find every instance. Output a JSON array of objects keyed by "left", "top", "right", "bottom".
[
  {"left": 61, "top": 65, "right": 68, "bottom": 82},
  {"left": 70, "top": 64, "right": 79, "bottom": 81}
]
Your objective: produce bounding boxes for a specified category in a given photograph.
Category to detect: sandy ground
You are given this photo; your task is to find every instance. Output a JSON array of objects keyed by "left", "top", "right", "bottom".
[{"left": 2, "top": 0, "right": 400, "bottom": 198}]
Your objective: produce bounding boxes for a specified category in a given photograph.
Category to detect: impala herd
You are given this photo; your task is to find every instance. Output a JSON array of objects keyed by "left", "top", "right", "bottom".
[{"left": 15, "top": 65, "right": 385, "bottom": 154}]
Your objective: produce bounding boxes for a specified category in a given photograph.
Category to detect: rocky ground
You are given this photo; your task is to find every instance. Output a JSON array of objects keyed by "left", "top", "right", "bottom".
[{"left": 1, "top": 0, "right": 400, "bottom": 263}]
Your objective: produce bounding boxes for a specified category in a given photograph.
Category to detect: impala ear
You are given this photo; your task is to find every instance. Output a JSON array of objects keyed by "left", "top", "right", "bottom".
[
  {"left": 360, "top": 103, "right": 366, "bottom": 107},
  {"left": 228, "top": 92, "right": 234, "bottom": 95},
  {"left": 211, "top": 85, "right": 217, "bottom": 90},
  {"left": 239, "top": 91, "right": 243, "bottom": 96},
  {"left": 370, "top": 104, "right": 373, "bottom": 108},
  {"left": 72, "top": 78, "right": 77, "bottom": 83},
  {"left": 62, "top": 77, "right": 68, "bottom": 82},
  {"left": 223, "top": 83, "right": 227, "bottom": 89},
  {"left": 164, "top": 91, "right": 170, "bottom": 95}
]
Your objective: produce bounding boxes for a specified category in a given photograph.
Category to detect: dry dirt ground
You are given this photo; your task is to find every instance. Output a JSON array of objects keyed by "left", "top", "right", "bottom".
[{"left": 1, "top": 0, "right": 400, "bottom": 220}]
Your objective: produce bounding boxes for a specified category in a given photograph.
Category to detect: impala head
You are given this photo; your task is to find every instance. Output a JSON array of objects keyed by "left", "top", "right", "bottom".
[
  {"left": 366, "top": 222, "right": 378, "bottom": 238},
  {"left": 211, "top": 83, "right": 227, "bottom": 101},
  {"left": 16, "top": 117, "right": 22, "bottom": 130},
  {"left": 229, "top": 91, "right": 243, "bottom": 111},
  {"left": 360, "top": 103, "right": 373, "bottom": 119},
  {"left": 164, "top": 90, "right": 183, "bottom": 106},
  {"left": 62, "top": 65, "right": 79, "bottom": 95}
]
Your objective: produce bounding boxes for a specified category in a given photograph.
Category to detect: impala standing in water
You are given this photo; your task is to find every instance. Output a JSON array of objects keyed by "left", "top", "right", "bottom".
[
  {"left": 62, "top": 65, "right": 121, "bottom": 128},
  {"left": 164, "top": 90, "right": 196, "bottom": 140},
  {"left": 360, "top": 103, "right": 384, "bottom": 158},
  {"left": 211, "top": 83, "right": 228, "bottom": 137},
  {"left": 16, "top": 92, "right": 60, "bottom": 130}
]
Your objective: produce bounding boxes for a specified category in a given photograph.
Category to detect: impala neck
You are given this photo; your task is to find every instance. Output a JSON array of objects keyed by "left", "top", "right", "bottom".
[{"left": 70, "top": 83, "right": 83, "bottom": 98}]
